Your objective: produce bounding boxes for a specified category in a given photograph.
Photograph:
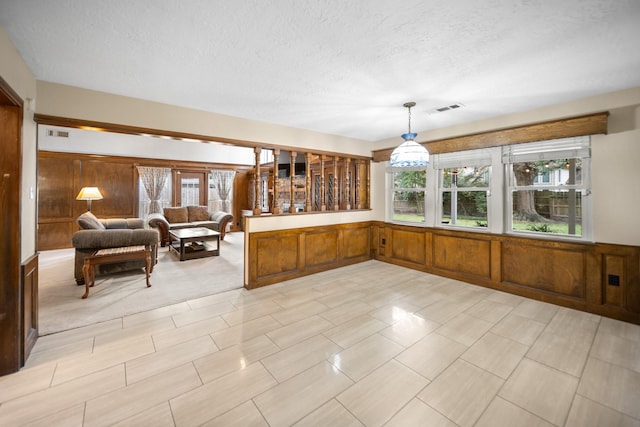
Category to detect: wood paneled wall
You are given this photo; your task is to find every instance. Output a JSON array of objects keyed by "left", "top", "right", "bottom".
[
  {"left": 38, "top": 152, "right": 139, "bottom": 250},
  {"left": 373, "top": 223, "right": 640, "bottom": 324},
  {"left": 38, "top": 151, "right": 252, "bottom": 250},
  {"left": 38, "top": 155, "right": 78, "bottom": 250},
  {"left": 247, "top": 221, "right": 639, "bottom": 324},
  {"left": 246, "top": 222, "right": 371, "bottom": 288}
]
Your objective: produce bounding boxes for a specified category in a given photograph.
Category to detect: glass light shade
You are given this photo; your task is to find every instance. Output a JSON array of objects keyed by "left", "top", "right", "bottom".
[
  {"left": 76, "top": 187, "right": 103, "bottom": 200},
  {"left": 390, "top": 134, "right": 430, "bottom": 169}
]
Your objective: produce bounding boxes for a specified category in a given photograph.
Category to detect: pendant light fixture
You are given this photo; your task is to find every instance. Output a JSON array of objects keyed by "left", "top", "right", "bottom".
[{"left": 389, "top": 102, "right": 429, "bottom": 170}]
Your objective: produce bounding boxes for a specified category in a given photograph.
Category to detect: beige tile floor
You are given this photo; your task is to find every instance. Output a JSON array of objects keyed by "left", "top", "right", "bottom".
[{"left": 1, "top": 260, "right": 640, "bottom": 426}]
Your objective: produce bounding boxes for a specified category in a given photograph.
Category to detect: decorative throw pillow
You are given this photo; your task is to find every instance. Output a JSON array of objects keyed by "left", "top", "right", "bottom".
[
  {"left": 76, "top": 211, "right": 105, "bottom": 230},
  {"left": 188, "top": 205, "right": 210, "bottom": 222},
  {"left": 163, "top": 207, "right": 188, "bottom": 224}
]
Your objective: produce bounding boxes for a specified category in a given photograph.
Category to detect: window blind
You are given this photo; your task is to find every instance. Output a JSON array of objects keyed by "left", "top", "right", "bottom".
[
  {"left": 431, "top": 148, "right": 493, "bottom": 169},
  {"left": 502, "top": 136, "right": 590, "bottom": 163}
]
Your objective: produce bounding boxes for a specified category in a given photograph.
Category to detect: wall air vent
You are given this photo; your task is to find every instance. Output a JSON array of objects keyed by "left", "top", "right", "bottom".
[
  {"left": 431, "top": 103, "right": 465, "bottom": 114},
  {"left": 47, "top": 129, "right": 69, "bottom": 138}
]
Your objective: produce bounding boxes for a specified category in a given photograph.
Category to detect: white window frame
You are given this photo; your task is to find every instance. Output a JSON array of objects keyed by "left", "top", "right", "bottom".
[
  {"left": 386, "top": 165, "right": 428, "bottom": 225},
  {"left": 384, "top": 136, "right": 591, "bottom": 241},
  {"left": 502, "top": 136, "right": 592, "bottom": 241},
  {"left": 432, "top": 148, "right": 495, "bottom": 232}
]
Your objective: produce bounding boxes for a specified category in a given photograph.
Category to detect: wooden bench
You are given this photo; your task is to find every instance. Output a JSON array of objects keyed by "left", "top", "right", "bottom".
[{"left": 82, "top": 245, "right": 152, "bottom": 299}]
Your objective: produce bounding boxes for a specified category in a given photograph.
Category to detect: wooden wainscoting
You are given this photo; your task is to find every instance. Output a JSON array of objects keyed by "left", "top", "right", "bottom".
[
  {"left": 247, "top": 222, "right": 371, "bottom": 289},
  {"left": 248, "top": 221, "right": 639, "bottom": 322},
  {"left": 38, "top": 151, "right": 253, "bottom": 250},
  {"left": 433, "top": 232, "right": 492, "bottom": 280},
  {"left": 372, "top": 222, "right": 640, "bottom": 324},
  {"left": 594, "top": 243, "right": 640, "bottom": 315},
  {"left": 499, "top": 238, "right": 589, "bottom": 300},
  {"left": 21, "top": 254, "right": 38, "bottom": 366}
]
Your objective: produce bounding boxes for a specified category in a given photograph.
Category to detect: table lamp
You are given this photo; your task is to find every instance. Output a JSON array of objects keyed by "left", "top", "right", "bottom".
[{"left": 76, "top": 187, "right": 103, "bottom": 211}]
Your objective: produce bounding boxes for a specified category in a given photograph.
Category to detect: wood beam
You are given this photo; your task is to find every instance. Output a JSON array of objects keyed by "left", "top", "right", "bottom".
[
  {"left": 373, "top": 112, "right": 609, "bottom": 162},
  {"left": 35, "top": 114, "right": 372, "bottom": 161}
]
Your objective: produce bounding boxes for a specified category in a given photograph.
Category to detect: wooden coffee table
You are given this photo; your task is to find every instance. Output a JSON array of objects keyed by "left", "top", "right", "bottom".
[{"left": 169, "top": 227, "right": 221, "bottom": 261}]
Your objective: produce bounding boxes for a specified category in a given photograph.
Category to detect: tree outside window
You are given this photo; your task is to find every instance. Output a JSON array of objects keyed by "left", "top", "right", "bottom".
[
  {"left": 441, "top": 166, "right": 490, "bottom": 227},
  {"left": 392, "top": 170, "right": 426, "bottom": 223},
  {"left": 505, "top": 135, "right": 589, "bottom": 238}
]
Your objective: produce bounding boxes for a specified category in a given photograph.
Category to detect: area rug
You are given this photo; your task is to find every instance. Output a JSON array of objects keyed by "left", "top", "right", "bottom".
[{"left": 38, "top": 232, "right": 245, "bottom": 335}]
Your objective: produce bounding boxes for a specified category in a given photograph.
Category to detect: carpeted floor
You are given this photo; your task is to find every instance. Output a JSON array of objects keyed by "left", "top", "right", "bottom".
[{"left": 38, "top": 232, "right": 245, "bottom": 335}]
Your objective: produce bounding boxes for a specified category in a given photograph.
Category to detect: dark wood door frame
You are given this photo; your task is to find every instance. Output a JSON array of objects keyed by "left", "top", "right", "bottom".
[{"left": 0, "top": 75, "right": 27, "bottom": 376}]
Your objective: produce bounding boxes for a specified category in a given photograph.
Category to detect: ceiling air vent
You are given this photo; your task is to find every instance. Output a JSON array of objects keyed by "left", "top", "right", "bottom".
[
  {"left": 431, "top": 103, "right": 465, "bottom": 114},
  {"left": 47, "top": 129, "right": 69, "bottom": 138}
]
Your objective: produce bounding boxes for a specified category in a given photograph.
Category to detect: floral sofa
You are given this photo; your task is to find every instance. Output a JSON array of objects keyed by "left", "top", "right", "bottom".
[
  {"left": 71, "top": 211, "right": 159, "bottom": 285},
  {"left": 147, "top": 206, "right": 233, "bottom": 247}
]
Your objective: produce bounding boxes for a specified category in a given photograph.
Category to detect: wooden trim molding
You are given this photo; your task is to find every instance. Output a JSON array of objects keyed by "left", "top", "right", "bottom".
[
  {"left": 39, "top": 150, "right": 253, "bottom": 172},
  {"left": 246, "top": 221, "right": 640, "bottom": 324},
  {"left": 0, "top": 77, "right": 23, "bottom": 376},
  {"left": 34, "top": 114, "right": 372, "bottom": 161},
  {"left": 373, "top": 112, "right": 609, "bottom": 162},
  {"left": 0, "top": 75, "right": 24, "bottom": 107}
]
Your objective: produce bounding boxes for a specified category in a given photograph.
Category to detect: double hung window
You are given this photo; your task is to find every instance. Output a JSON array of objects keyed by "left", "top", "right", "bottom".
[
  {"left": 389, "top": 170, "right": 427, "bottom": 224},
  {"left": 386, "top": 136, "right": 592, "bottom": 240},
  {"left": 433, "top": 149, "right": 492, "bottom": 229},
  {"left": 503, "top": 136, "right": 591, "bottom": 238}
]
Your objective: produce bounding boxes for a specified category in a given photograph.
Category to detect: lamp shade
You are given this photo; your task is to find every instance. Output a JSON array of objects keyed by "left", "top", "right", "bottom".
[
  {"left": 390, "top": 137, "right": 430, "bottom": 169},
  {"left": 76, "top": 187, "right": 103, "bottom": 211},
  {"left": 76, "top": 187, "right": 103, "bottom": 200},
  {"left": 388, "top": 102, "right": 430, "bottom": 171}
]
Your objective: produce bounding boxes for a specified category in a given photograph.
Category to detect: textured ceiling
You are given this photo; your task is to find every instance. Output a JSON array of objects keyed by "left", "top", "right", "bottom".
[{"left": 1, "top": 0, "right": 639, "bottom": 142}]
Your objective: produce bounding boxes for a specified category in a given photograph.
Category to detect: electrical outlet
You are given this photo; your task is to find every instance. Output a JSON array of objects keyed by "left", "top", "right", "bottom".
[{"left": 608, "top": 274, "right": 620, "bottom": 286}]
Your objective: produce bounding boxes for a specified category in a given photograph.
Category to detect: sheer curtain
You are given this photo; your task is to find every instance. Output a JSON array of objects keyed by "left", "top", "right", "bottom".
[
  {"left": 137, "top": 166, "right": 171, "bottom": 217},
  {"left": 210, "top": 170, "right": 236, "bottom": 212}
]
